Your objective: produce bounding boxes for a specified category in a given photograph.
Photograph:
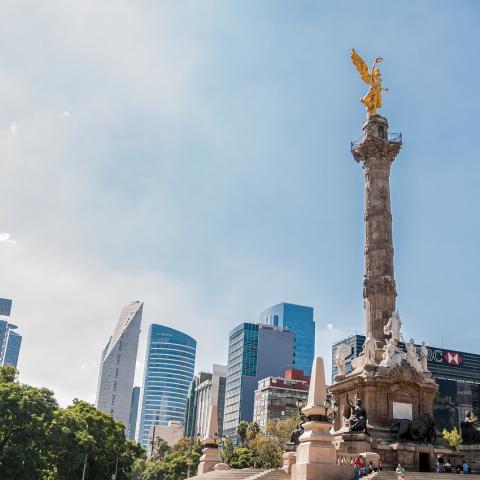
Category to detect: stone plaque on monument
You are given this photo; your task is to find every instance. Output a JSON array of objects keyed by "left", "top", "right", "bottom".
[{"left": 393, "top": 402, "right": 412, "bottom": 420}]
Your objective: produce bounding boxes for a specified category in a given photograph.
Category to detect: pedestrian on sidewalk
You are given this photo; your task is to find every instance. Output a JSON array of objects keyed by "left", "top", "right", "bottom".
[{"left": 396, "top": 463, "right": 406, "bottom": 480}]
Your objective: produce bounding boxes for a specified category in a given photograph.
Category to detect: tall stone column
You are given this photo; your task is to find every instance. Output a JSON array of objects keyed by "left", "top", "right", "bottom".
[{"left": 351, "top": 115, "right": 402, "bottom": 343}]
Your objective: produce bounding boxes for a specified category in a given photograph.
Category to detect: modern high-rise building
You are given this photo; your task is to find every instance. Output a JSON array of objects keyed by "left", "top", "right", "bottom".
[
  {"left": 0, "top": 298, "right": 12, "bottom": 317},
  {"left": 253, "top": 369, "right": 310, "bottom": 430},
  {"left": 258, "top": 302, "right": 315, "bottom": 375},
  {"left": 195, "top": 364, "right": 227, "bottom": 438},
  {"left": 184, "top": 371, "right": 212, "bottom": 438},
  {"left": 128, "top": 386, "right": 141, "bottom": 441},
  {"left": 95, "top": 301, "right": 143, "bottom": 438},
  {"left": 0, "top": 321, "right": 22, "bottom": 368},
  {"left": 0, "top": 299, "right": 22, "bottom": 369},
  {"left": 223, "top": 323, "right": 295, "bottom": 440},
  {"left": 136, "top": 324, "right": 197, "bottom": 448}
]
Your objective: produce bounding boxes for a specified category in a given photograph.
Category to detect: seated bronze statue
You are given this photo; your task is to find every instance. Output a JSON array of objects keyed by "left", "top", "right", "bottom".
[
  {"left": 346, "top": 395, "right": 367, "bottom": 433},
  {"left": 461, "top": 411, "right": 480, "bottom": 445}
]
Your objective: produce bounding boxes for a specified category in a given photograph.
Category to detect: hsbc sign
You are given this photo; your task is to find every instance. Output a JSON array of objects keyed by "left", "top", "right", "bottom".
[
  {"left": 425, "top": 347, "right": 463, "bottom": 367},
  {"left": 444, "top": 351, "right": 462, "bottom": 366}
]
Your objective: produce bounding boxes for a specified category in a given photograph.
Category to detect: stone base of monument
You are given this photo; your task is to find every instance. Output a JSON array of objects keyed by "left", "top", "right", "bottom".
[
  {"left": 213, "top": 463, "right": 230, "bottom": 471},
  {"left": 330, "top": 360, "right": 440, "bottom": 471},
  {"left": 197, "top": 446, "right": 222, "bottom": 475},
  {"left": 334, "top": 432, "right": 372, "bottom": 455},
  {"left": 291, "top": 420, "right": 353, "bottom": 480},
  {"left": 460, "top": 444, "right": 480, "bottom": 473},
  {"left": 282, "top": 451, "right": 296, "bottom": 474}
]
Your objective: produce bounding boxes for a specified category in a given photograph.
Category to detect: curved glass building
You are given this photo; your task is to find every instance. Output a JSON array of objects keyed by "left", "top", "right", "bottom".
[{"left": 136, "top": 324, "right": 196, "bottom": 448}]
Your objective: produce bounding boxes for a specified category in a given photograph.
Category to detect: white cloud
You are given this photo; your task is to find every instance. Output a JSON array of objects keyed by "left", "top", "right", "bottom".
[
  {"left": 0, "top": 233, "right": 17, "bottom": 244},
  {"left": 9, "top": 122, "right": 17, "bottom": 133}
]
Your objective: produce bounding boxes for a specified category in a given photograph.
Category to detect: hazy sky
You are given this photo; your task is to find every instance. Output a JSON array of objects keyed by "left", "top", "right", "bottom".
[{"left": 1, "top": 1, "right": 479, "bottom": 407}]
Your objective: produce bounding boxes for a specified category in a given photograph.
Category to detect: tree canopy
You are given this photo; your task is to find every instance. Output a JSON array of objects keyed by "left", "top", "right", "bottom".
[{"left": 0, "top": 366, "right": 144, "bottom": 479}]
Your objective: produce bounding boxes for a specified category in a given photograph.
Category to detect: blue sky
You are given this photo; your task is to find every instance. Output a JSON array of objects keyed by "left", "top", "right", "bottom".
[{"left": 1, "top": 1, "right": 479, "bottom": 406}]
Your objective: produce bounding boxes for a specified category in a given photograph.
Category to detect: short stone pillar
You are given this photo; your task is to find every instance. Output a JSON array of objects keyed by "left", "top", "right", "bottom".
[
  {"left": 197, "top": 404, "right": 222, "bottom": 475},
  {"left": 213, "top": 463, "right": 230, "bottom": 471},
  {"left": 282, "top": 451, "right": 296, "bottom": 474},
  {"left": 291, "top": 357, "right": 353, "bottom": 480}
]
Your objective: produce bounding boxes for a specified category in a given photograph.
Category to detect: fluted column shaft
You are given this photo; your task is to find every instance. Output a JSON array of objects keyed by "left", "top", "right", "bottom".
[{"left": 351, "top": 115, "right": 402, "bottom": 343}]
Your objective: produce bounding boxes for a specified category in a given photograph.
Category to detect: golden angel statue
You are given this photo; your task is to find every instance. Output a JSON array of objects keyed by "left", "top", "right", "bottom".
[{"left": 350, "top": 48, "right": 388, "bottom": 116}]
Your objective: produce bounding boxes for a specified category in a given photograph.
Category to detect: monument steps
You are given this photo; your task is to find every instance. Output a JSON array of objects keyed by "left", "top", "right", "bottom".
[
  {"left": 190, "top": 468, "right": 265, "bottom": 479},
  {"left": 250, "top": 469, "right": 289, "bottom": 480},
  {"left": 372, "top": 471, "right": 480, "bottom": 480},
  {"left": 190, "top": 467, "right": 291, "bottom": 480}
]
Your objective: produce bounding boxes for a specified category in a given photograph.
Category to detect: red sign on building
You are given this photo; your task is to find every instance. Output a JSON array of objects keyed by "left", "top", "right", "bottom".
[{"left": 444, "top": 351, "right": 462, "bottom": 366}]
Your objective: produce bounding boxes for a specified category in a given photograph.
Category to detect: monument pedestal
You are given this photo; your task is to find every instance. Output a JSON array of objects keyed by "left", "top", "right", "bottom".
[
  {"left": 330, "top": 361, "right": 438, "bottom": 470},
  {"left": 334, "top": 432, "right": 372, "bottom": 455},
  {"left": 197, "top": 446, "right": 221, "bottom": 475},
  {"left": 282, "top": 451, "right": 296, "bottom": 474},
  {"left": 291, "top": 420, "right": 352, "bottom": 480},
  {"left": 331, "top": 362, "right": 437, "bottom": 436}
]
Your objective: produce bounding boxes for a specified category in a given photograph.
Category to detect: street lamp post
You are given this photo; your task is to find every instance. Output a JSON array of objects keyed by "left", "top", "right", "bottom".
[
  {"left": 186, "top": 433, "right": 198, "bottom": 478},
  {"left": 81, "top": 453, "right": 88, "bottom": 480},
  {"left": 112, "top": 456, "right": 119, "bottom": 479}
]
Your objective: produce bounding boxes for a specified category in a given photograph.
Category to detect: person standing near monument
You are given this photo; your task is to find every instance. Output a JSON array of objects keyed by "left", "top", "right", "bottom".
[{"left": 396, "top": 463, "right": 406, "bottom": 480}]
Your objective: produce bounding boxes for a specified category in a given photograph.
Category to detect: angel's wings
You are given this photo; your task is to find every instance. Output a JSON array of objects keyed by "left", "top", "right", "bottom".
[{"left": 351, "top": 49, "right": 372, "bottom": 85}]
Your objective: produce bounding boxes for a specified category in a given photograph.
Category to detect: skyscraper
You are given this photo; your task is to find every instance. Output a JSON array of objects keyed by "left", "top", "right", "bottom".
[
  {"left": 128, "top": 386, "right": 141, "bottom": 441},
  {"left": 194, "top": 364, "right": 227, "bottom": 438},
  {"left": 258, "top": 302, "right": 315, "bottom": 375},
  {"left": 223, "top": 323, "right": 295, "bottom": 439},
  {"left": 0, "top": 321, "right": 22, "bottom": 368},
  {"left": 95, "top": 301, "right": 143, "bottom": 437},
  {"left": 136, "top": 324, "right": 196, "bottom": 448},
  {"left": 184, "top": 371, "right": 212, "bottom": 438},
  {"left": 0, "top": 299, "right": 22, "bottom": 369}
]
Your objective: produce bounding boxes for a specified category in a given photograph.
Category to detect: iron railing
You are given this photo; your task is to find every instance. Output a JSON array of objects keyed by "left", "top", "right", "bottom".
[
  {"left": 389, "top": 132, "right": 402, "bottom": 143},
  {"left": 350, "top": 132, "right": 402, "bottom": 153}
]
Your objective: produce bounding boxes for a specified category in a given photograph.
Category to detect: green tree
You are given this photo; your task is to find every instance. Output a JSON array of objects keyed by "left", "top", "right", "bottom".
[
  {"left": 442, "top": 427, "right": 462, "bottom": 451},
  {"left": 151, "top": 437, "right": 170, "bottom": 461},
  {"left": 0, "top": 367, "right": 144, "bottom": 479},
  {"left": 247, "top": 421, "right": 261, "bottom": 441},
  {"left": 0, "top": 364, "right": 16, "bottom": 383},
  {"left": 228, "top": 447, "right": 254, "bottom": 469},
  {"left": 171, "top": 436, "right": 202, "bottom": 456},
  {"left": 141, "top": 451, "right": 201, "bottom": 480},
  {"left": 249, "top": 435, "right": 282, "bottom": 469},
  {"left": 0, "top": 367, "right": 58, "bottom": 479},
  {"left": 236, "top": 421, "right": 249, "bottom": 447},
  {"left": 47, "top": 400, "right": 144, "bottom": 479},
  {"left": 142, "top": 460, "right": 169, "bottom": 480},
  {"left": 266, "top": 415, "right": 299, "bottom": 447},
  {"left": 221, "top": 437, "right": 234, "bottom": 464},
  {"left": 128, "top": 458, "right": 146, "bottom": 479}
]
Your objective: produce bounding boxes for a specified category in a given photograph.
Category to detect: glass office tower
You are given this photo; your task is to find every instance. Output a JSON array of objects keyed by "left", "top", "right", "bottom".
[
  {"left": 0, "top": 321, "right": 22, "bottom": 368},
  {"left": 223, "top": 323, "right": 295, "bottom": 440},
  {"left": 258, "top": 302, "right": 315, "bottom": 375},
  {"left": 137, "top": 324, "right": 197, "bottom": 448}
]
